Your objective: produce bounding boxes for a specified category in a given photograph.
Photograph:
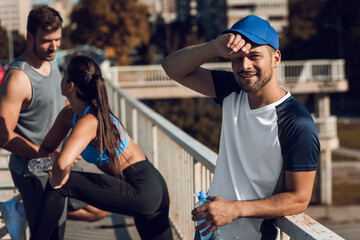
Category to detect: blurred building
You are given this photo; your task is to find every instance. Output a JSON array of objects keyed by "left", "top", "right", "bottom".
[
  {"left": 143, "top": 0, "right": 288, "bottom": 40},
  {"left": 142, "top": 0, "right": 177, "bottom": 23},
  {"left": 0, "top": 0, "right": 32, "bottom": 36},
  {"left": 0, "top": 0, "right": 73, "bottom": 38},
  {"left": 35, "top": 0, "right": 73, "bottom": 27},
  {"left": 227, "top": 0, "right": 289, "bottom": 34}
]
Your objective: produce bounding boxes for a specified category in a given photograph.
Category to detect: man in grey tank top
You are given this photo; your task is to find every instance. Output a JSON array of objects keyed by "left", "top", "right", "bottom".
[{"left": 0, "top": 6, "right": 107, "bottom": 239}]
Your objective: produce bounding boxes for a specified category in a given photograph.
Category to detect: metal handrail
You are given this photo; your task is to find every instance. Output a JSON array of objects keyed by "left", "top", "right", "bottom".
[
  {"left": 103, "top": 59, "right": 346, "bottom": 87},
  {"left": 104, "top": 77, "right": 344, "bottom": 240}
]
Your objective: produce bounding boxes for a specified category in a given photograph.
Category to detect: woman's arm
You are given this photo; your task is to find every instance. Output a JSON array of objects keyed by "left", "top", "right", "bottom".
[{"left": 49, "top": 112, "right": 98, "bottom": 188}]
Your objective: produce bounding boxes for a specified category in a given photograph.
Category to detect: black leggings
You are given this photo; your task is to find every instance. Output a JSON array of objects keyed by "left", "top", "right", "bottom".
[{"left": 30, "top": 160, "right": 173, "bottom": 240}]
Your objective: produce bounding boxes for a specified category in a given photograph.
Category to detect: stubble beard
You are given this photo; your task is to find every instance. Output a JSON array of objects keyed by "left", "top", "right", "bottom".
[
  {"left": 237, "top": 68, "right": 273, "bottom": 93},
  {"left": 33, "top": 41, "right": 55, "bottom": 62}
]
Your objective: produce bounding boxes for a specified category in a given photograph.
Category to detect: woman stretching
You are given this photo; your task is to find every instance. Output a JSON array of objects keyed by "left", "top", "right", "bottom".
[{"left": 30, "top": 55, "right": 173, "bottom": 240}]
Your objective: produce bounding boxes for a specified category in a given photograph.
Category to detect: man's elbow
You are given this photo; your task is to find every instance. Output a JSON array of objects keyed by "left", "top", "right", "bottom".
[
  {"left": 293, "top": 196, "right": 312, "bottom": 215},
  {"left": 298, "top": 201, "right": 310, "bottom": 214}
]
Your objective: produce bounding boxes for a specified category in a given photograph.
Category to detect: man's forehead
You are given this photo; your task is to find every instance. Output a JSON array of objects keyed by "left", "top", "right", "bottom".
[
  {"left": 34, "top": 27, "right": 62, "bottom": 39},
  {"left": 248, "top": 44, "right": 267, "bottom": 52}
]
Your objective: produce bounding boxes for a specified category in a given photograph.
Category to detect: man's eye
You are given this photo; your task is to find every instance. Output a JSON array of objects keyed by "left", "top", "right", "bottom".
[{"left": 250, "top": 55, "right": 261, "bottom": 59}]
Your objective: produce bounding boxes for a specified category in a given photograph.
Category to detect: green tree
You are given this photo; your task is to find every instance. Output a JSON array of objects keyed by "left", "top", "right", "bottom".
[
  {"left": 69, "top": 0, "right": 150, "bottom": 65},
  {"left": 149, "top": 98, "right": 222, "bottom": 153}
]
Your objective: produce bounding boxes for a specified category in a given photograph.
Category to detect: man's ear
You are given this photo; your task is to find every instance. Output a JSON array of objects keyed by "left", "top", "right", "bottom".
[{"left": 273, "top": 50, "right": 281, "bottom": 68}]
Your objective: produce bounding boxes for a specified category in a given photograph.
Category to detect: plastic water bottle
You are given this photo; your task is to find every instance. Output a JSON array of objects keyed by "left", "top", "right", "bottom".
[
  {"left": 194, "top": 191, "right": 220, "bottom": 240},
  {"left": 28, "top": 157, "right": 53, "bottom": 172}
]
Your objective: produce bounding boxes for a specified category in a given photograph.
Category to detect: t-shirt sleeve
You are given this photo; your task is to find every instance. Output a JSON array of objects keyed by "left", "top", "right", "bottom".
[
  {"left": 276, "top": 97, "right": 320, "bottom": 171},
  {"left": 211, "top": 70, "right": 240, "bottom": 105}
]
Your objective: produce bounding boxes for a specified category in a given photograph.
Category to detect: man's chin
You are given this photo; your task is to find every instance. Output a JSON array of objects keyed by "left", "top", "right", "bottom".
[{"left": 43, "top": 55, "right": 55, "bottom": 61}]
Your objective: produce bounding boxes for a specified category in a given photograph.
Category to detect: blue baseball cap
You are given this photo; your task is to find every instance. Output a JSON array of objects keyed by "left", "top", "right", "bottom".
[{"left": 221, "top": 15, "right": 279, "bottom": 50}]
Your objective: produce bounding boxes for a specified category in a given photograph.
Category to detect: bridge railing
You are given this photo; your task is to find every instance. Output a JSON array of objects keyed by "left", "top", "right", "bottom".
[
  {"left": 314, "top": 116, "right": 337, "bottom": 139},
  {"left": 104, "top": 77, "right": 344, "bottom": 240},
  {"left": 103, "top": 59, "right": 345, "bottom": 87}
]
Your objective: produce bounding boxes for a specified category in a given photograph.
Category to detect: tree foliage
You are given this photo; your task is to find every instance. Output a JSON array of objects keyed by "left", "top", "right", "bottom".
[
  {"left": 70, "top": 0, "right": 150, "bottom": 65},
  {"left": 148, "top": 98, "right": 222, "bottom": 153}
]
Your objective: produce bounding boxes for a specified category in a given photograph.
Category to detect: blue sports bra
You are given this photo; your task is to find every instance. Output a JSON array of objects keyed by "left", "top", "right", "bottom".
[{"left": 72, "top": 104, "right": 130, "bottom": 166}]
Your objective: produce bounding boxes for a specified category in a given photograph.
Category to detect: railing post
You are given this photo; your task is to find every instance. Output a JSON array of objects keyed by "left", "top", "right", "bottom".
[
  {"left": 120, "top": 98, "right": 126, "bottom": 128},
  {"left": 112, "top": 90, "right": 119, "bottom": 117},
  {"left": 194, "top": 162, "right": 202, "bottom": 197},
  {"left": 152, "top": 125, "right": 159, "bottom": 168},
  {"left": 314, "top": 94, "right": 333, "bottom": 206},
  {"left": 132, "top": 108, "right": 138, "bottom": 144}
]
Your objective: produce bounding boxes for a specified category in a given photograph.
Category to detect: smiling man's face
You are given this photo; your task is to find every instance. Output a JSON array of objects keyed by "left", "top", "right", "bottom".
[{"left": 231, "top": 44, "right": 279, "bottom": 93}]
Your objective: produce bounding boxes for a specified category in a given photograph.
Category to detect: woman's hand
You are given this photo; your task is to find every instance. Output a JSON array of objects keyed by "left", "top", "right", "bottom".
[
  {"left": 48, "top": 170, "right": 69, "bottom": 189},
  {"left": 48, "top": 151, "right": 70, "bottom": 189}
]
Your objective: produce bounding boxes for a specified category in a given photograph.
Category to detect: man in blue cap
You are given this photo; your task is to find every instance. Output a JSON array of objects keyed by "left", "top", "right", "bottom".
[{"left": 162, "top": 15, "right": 320, "bottom": 239}]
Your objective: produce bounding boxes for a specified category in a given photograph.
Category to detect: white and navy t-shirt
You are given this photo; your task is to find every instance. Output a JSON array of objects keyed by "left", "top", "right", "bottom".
[{"left": 207, "top": 70, "right": 320, "bottom": 240}]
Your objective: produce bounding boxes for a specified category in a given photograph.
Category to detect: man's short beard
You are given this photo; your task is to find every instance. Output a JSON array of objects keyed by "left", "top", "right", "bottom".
[
  {"left": 32, "top": 40, "right": 54, "bottom": 61},
  {"left": 237, "top": 73, "right": 272, "bottom": 93}
]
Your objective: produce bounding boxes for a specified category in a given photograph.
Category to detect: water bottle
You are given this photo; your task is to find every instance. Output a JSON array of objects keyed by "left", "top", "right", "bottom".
[
  {"left": 194, "top": 191, "right": 220, "bottom": 240},
  {"left": 28, "top": 157, "right": 53, "bottom": 172}
]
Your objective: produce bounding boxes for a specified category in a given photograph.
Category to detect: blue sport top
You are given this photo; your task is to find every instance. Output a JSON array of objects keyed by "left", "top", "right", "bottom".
[{"left": 72, "top": 105, "right": 129, "bottom": 166}]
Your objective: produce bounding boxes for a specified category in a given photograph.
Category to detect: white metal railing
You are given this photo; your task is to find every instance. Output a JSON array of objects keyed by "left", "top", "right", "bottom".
[
  {"left": 102, "top": 59, "right": 345, "bottom": 88},
  {"left": 104, "top": 78, "right": 344, "bottom": 240},
  {"left": 314, "top": 116, "right": 337, "bottom": 139}
]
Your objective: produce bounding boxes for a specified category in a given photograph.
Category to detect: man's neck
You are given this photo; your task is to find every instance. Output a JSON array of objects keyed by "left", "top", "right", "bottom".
[
  {"left": 19, "top": 47, "right": 52, "bottom": 76},
  {"left": 247, "top": 79, "right": 286, "bottom": 109}
]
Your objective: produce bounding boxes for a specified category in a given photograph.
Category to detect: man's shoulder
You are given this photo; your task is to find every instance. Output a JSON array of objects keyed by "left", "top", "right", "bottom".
[
  {"left": 211, "top": 70, "right": 240, "bottom": 104},
  {"left": 277, "top": 96, "right": 313, "bottom": 120},
  {"left": 0, "top": 67, "right": 32, "bottom": 109},
  {"left": 1, "top": 68, "right": 31, "bottom": 92}
]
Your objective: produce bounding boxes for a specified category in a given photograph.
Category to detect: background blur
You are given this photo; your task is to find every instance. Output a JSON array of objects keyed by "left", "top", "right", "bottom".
[{"left": 0, "top": 0, "right": 359, "bottom": 238}]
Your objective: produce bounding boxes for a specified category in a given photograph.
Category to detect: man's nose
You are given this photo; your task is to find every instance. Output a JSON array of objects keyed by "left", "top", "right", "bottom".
[
  {"left": 242, "top": 57, "right": 252, "bottom": 69},
  {"left": 50, "top": 41, "right": 58, "bottom": 51}
]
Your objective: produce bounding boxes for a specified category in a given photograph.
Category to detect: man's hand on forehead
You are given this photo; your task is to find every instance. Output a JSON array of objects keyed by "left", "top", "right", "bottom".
[
  {"left": 226, "top": 33, "right": 252, "bottom": 53},
  {"left": 215, "top": 33, "right": 252, "bottom": 60}
]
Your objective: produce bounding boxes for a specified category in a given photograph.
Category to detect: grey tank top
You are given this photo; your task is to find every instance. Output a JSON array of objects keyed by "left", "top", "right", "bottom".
[{"left": 7, "top": 59, "right": 64, "bottom": 175}]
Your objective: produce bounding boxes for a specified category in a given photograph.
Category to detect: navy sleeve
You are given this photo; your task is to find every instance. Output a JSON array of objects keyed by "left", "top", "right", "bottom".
[
  {"left": 276, "top": 96, "right": 320, "bottom": 171},
  {"left": 211, "top": 70, "right": 240, "bottom": 105}
]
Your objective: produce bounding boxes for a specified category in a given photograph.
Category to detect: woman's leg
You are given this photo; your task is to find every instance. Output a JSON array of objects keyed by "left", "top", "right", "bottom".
[
  {"left": 134, "top": 207, "right": 173, "bottom": 240},
  {"left": 31, "top": 160, "right": 172, "bottom": 240}
]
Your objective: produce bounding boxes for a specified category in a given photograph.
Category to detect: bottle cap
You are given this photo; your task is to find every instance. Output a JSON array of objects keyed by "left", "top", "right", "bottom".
[{"left": 194, "top": 191, "right": 207, "bottom": 200}]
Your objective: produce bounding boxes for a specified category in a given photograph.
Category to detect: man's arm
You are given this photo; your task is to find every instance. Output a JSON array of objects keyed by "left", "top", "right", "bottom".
[
  {"left": 192, "top": 170, "right": 316, "bottom": 236},
  {"left": 0, "top": 69, "right": 39, "bottom": 158},
  {"left": 161, "top": 34, "right": 251, "bottom": 97},
  {"left": 37, "top": 105, "right": 73, "bottom": 157}
]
